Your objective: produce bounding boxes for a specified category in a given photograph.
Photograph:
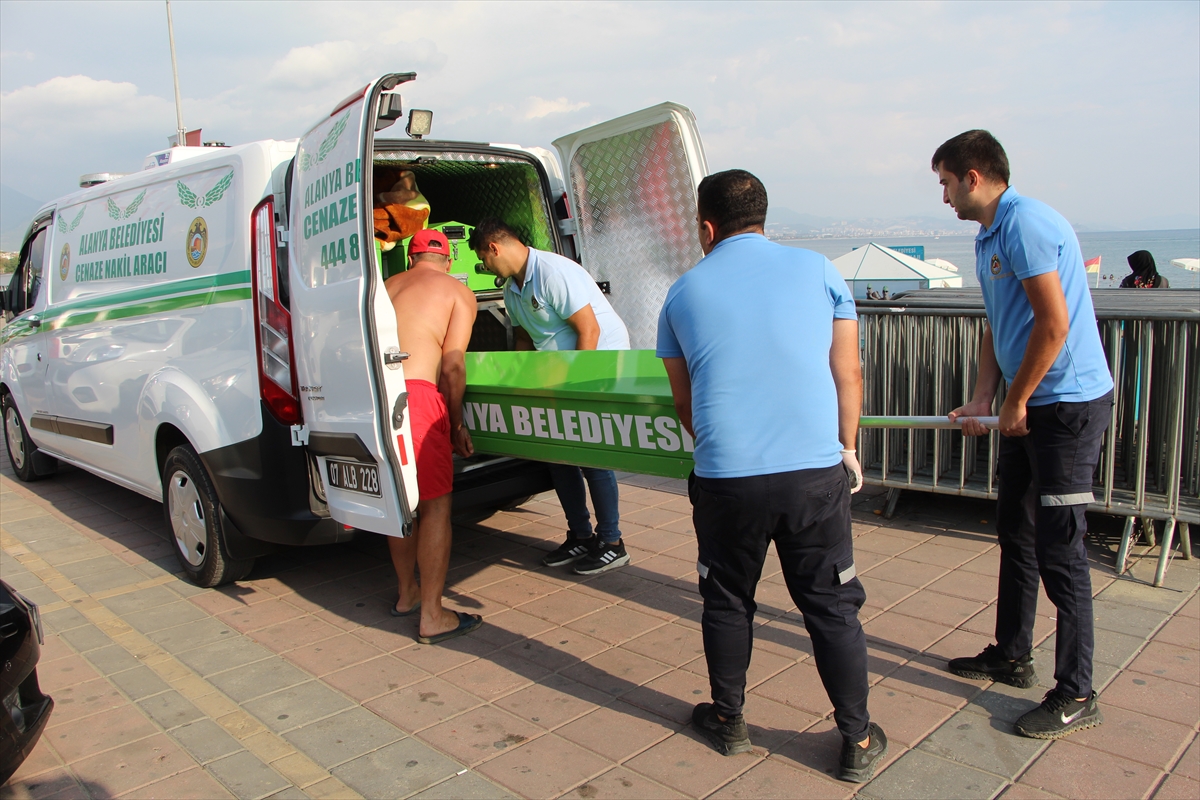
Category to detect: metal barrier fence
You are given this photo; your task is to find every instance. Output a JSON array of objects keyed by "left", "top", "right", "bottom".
[{"left": 856, "top": 289, "right": 1200, "bottom": 587}]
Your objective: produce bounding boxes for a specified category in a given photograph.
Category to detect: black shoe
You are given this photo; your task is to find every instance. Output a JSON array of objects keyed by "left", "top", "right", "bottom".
[
  {"left": 691, "top": 703, "right": 752, "bottom": 756},
  {"left": 948, "top": 643, "right": 1038, "bottom": 688},
  {"left": 542, "top": 534, "right": 595, "bottom": 567},
  {"left": 1014, "top": 689, "right": 1103, "bottom": 739},
  {"left": 572, "top": 538, "right": 630, "bottom": 575},
  {"left": 837, "top": 722, "right": 888, "bottom": 783}
]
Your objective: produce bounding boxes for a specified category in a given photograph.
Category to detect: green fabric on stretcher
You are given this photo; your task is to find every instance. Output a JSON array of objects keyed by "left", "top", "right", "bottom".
[{"left": 463, "top": 350, "right": 695, "bottom": 479}]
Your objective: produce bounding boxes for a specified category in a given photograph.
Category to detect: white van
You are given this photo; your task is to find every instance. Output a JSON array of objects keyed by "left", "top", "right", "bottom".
[{"left": 1, "top": 71, "right": 708, "bottom": 586}]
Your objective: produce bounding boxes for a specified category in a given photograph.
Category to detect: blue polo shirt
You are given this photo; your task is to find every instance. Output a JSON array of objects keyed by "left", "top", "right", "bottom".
[
  {"left": 504, "top": 248, "right": 630, "bottom": 351},
  {"left": 977, "top": 188, "right": 1113, "bottom": 405},
  {"left": 656, "top": 234, "right": 857, "bottom": 479}
]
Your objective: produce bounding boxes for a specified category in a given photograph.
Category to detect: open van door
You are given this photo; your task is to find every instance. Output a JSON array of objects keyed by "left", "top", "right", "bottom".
[
  {"left": 553, "top": 104, "right": 709, "bottom": 349},
  {"left": 289, "top": 73, "right": 419, "bottom": 535}
]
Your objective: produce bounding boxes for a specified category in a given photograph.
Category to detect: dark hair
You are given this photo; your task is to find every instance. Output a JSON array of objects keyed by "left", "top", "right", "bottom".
[
  {"left": 931, "top": 130, "right": 1010, "bottom": 184},
  {"left": 469, "top": 217, "right": 522, "bottom": 250},
  {"left": 411, "top": 251, "right": 449, "bottom": 264},
  {"left": 696, "top": 169, "right": 768, "bottom": 235}
]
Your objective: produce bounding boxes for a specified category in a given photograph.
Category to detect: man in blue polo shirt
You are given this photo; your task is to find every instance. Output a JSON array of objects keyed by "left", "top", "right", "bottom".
[
  {"left": 658, "top": 170, "right": 886, "bottom": 783},
  {"left": 470, "top": 218, "right": 632, "bottom": 575},
  {"left": 934, "top": 130, "right": 1114, "bottom": 740}
]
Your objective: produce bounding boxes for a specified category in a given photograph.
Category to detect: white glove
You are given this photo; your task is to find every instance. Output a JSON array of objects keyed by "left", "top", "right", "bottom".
[{"left": 842, "top": 448, "right": 863, "bottom": 494}]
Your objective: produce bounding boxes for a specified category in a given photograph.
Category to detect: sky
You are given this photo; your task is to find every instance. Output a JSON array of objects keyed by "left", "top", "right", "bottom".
[{"left": 2, "top": 0, "right": 1198, "bottom": 238}]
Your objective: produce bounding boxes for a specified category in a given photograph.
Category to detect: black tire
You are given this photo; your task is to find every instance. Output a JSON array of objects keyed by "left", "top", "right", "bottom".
[
  {"left": 162, "top": 444, "right": 253, "bottom": 587},
  {"left": 2, "top": 393, "right": 56, "bottom": 482}
]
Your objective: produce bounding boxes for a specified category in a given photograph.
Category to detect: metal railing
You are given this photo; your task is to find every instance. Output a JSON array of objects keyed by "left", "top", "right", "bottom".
[{"left": 856, "top": 289, "right": 1199, "bottom": 587}]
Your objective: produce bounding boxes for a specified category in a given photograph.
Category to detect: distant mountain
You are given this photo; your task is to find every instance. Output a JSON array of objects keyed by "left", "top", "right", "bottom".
[
  {"left": 766, "top": 206, "right": 976, "bottom": 237},
  {"left": 1, "top": 185, "right": 44, "bottom": 251}
]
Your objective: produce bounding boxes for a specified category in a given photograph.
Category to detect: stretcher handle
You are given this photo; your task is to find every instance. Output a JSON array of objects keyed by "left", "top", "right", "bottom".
[{"left": 859, "top": 415, "right": 1000, "bottom": 429}]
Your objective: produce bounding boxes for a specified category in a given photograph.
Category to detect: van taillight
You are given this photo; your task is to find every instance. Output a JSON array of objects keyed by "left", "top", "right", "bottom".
[{"left": 250, "top": 199, "right": 301, "bottom": 424}]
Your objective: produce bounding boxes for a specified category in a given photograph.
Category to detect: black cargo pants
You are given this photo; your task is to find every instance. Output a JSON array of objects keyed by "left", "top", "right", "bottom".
[
  {"left": 995, "top": 391, "right": 1113, "bottom": 699},
  {"left": 689, "top": 464, "right": 871, "bottom": 743}
]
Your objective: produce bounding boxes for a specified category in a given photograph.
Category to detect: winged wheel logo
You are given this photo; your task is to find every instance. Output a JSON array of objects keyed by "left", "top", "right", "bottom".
[
  {"left": 300, "top": 112, "right": 350, "bottom": 172},
  {"left": 57, "top": 206, "right": 86, "bottom": 233},
  {"left": 178, "top": 171, "right": 234, "bottom": 209}
]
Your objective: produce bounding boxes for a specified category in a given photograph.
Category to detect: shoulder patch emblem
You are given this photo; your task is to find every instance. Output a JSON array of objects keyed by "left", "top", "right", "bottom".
[{"left": 990, "top": 254, "right": 1002, "bottom": 275}]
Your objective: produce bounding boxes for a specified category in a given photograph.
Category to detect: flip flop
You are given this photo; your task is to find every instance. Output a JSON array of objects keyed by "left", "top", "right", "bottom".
[
  {"left": 390, "top": 601, "right": 421, "bottom": 617},
  {"left": 417, "top": 612, "right": 483, "bottom": 645}
]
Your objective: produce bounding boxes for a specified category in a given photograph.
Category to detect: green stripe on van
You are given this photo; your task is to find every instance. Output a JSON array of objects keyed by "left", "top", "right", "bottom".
[
  {"left": 47, "top": 287, "right": 252, "bottom": 330},
  {"left": 50, "top": 270, "right": 252, "bottom": 315}
]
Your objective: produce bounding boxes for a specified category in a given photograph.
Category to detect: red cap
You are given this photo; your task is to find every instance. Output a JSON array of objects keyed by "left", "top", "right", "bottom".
[{"left": 409, "top": 228, "right": 449, "bottom": 256}]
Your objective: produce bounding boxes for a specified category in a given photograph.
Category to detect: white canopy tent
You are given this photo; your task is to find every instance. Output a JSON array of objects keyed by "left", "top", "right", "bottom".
[
  {"left": 832, "top": 243, "right": 963, "bottom": 300},
  {"left": 925, "top": 257, "right": 959, "bottom": 272}
]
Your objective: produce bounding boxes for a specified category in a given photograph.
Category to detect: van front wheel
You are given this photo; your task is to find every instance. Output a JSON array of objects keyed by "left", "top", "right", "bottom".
[{"left": 162, "top": 444, "right": 253, "bottom": 587}]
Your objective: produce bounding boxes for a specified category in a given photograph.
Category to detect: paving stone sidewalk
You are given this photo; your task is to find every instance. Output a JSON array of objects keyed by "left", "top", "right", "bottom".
[{"left": 1, "top": 449, "right": 1196, "bottom": 800}]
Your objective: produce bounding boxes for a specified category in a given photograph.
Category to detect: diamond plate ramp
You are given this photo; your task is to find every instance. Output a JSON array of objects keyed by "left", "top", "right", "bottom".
[{"left": 564, "top": 118, "right": 705, "bottom": 349}]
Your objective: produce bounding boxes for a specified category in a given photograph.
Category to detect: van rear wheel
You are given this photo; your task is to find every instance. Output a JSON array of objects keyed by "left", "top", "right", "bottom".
[
  {"left": 162, "top": 444, "right": 253, "bottom": 587},
  {"left": 2, "top": 394, "right": 56, "bottom": 482}
]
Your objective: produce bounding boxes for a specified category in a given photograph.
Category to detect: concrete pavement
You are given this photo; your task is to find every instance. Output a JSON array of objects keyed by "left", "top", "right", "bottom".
[{"left": 1, "top": 451, "right": 1196, "bottom": 799}]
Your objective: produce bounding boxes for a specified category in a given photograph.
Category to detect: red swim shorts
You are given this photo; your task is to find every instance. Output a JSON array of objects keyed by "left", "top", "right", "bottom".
[{"left": 406, "top": 379, "right": 453, "bottom": 501}]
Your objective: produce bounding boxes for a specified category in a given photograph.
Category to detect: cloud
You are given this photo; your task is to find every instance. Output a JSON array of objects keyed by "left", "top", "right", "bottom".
[
  {"left": 0, "top": 1, "right": 1195, "bottom": 227},
  {"left": 265, "top": 41, "right": 365, "bottom": 92},
  {"left": 523, "top": 97, "right": 591, "bottom": 120},
  {"left": 0, "top": 75, "right": 177, "bottom": 199},
  {"left": 1, "top": 74, "right": 172, "bottom": 132}
]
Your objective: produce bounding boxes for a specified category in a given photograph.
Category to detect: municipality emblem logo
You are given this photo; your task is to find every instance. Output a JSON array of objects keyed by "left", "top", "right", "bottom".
[
  {"left": 60, "top": 243, "right": 70, "bottom": 281},
  {"left": 990, "top": 254, "right": 1002, "bottom": 275},
  {"left": 187, "top": 217, "right": 208, "bottom": 268}
]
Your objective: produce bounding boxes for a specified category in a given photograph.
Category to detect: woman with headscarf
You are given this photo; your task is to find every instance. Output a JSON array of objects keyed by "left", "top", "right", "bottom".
[{"left": 1120, "top": 250, "right": 1170, "bottom": 288}]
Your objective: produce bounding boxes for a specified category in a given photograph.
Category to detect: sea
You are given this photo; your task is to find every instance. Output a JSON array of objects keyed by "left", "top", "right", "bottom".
[{"left": 782, "top": 228, "right": 1200, "bottom": 290}]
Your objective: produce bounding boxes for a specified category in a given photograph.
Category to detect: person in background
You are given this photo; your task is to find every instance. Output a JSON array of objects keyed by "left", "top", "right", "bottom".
[
  {"left": 470, "top": 218, "right": 633, "bottom": 576},
  {"left": 1120, "top": 250, "right": 1170, "bottom": 288},
  {"left": 385, "top": 229, "right": 482, "bottom": 644},
  {"left": 658, "top": 170, "right": 886, "bottom": 782},
  {"left": 934, "top": 130, "right": 1114, "bottom": 740}
]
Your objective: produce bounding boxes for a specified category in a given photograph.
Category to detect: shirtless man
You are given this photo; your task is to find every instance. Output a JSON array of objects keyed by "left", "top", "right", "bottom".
[{"left": 384, "top": 228, "right": 482, "bottom": 644}]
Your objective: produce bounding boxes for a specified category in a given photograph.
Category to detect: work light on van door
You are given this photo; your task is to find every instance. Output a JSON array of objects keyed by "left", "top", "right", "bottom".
[{"left": 250, "top": 199, "right": 302, "bottom": 424}]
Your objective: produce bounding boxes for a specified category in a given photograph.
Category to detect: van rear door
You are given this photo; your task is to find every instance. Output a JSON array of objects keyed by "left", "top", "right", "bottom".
[
  {"left": 552, "top": 104, "right": 709, "bottom": 349},
  {"left": 288, "top": 73, "right": 419, "bottom": 535}
]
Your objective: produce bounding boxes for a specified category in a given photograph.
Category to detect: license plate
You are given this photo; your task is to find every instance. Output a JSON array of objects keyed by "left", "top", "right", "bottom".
[{"left": 325, "top": 459, "right": 380, "bottom": 497}]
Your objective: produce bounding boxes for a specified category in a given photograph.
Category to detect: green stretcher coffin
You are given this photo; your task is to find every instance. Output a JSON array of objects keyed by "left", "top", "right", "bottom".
[{"left": 463, "top": 350, "right": 694, "bottom": 479}]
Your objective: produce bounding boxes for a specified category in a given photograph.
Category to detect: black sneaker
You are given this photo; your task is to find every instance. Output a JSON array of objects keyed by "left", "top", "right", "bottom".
[
  {"left": 837, "top": 722, "right": 888, "bottom": 783},
  {"left": 1014, "top": 689, "right": 1103, "bottom": 739},
  {"left": 572, "top": 538, "right": 630, "bottom": 575},
  {"left": 541, "top": 534, "right": 595, "bottom": 567},
  {"left": 948, "top": 643, "right": 1038, "bottom": 688},
  {"left": 691, "top": 703, "right": 752, "bottom": 756}
]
